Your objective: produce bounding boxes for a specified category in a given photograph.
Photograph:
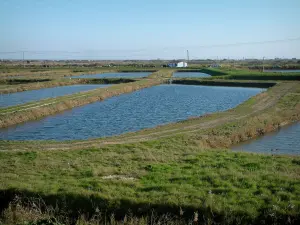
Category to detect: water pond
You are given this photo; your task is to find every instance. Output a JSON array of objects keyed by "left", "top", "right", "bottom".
[
  {"left": 71, "top": 72, "right": 151, "bottom": 79},
  {"left": 232, "top": 122, "right": 300, "bottom": 155},
  {"left": 0, "top": 84, "right": 264, "bottom": 140},
  {"left": 0, "top": 84, "right": 110, "bottom": 108},
  {"left": 173, "top": 72, "right": 211, "bottom": 78}
]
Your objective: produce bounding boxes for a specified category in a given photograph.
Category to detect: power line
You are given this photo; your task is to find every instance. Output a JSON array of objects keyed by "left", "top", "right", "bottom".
[
  {"left": 0, "top": 37, "right": 299, "bottom": 55},
  {"left": 182, "top": 37, "right": 300, "bottom": 49}
]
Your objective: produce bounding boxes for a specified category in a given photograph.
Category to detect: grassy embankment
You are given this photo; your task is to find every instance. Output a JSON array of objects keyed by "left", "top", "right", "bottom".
[
  {"left": 0, "top": 70, "right": 173, "bottom": 128},
  {"left": 0, "top": 67, "right": 112, "bottom": 79},
  {"left": 0, "top": 66, "right": 158, "bottom": 94},
  {"left": 0, "top": 78, "right": 138, "bottom": 94},
  {"left": 0, "top": 81, "right": 299, "bottom": 224},
  {"left": 171, "top": 79, "right": 276, "bottom": 88},
  {"left": 170, "top": 67, "right": 299, "bottom": 90},
  {"left": 0, "top": 66, "right": 157, "bottom": 79},
  {"left": 1, "top": 67, "right": 299, "bottom": 94},
  {"left": 196, "top": 68, "right": 300, "bottom": 80}
]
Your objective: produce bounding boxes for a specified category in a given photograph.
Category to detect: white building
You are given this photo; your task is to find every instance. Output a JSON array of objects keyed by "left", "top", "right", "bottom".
[
  {"left": 168, "top": 61, "right": 188, "bottom": 68},
  {"left": 210, "top": 64, "right": 220, "bottom": 68}
]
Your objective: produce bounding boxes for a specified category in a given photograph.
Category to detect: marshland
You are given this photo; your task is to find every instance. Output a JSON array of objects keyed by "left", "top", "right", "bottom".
[{"left": 0, "top": 60, "right": 300, "bottom": 225}]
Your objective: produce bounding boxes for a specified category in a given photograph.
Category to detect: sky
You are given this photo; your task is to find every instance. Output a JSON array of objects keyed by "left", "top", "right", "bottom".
[{"left": 1, "top": 0, "right": 300, "bottom": 60}]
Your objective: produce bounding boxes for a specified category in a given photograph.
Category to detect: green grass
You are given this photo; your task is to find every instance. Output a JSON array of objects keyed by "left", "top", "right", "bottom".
[
  {"left": 226, "top": 74, "right": 300, "bottom": 80},
  {"left": 200, "top": 68, "right": 300, "bottom": 80},
  {"left": 141, "top": 151, "right": 300, "bottom": 216},
  {"left": 0, "top": 144, "right": 299, "bottom": 224}
]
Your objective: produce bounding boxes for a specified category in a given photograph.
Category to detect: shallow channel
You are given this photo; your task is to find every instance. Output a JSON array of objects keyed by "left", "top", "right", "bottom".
[
  {"left": 0, "top": 84, "right": 264, "bottom": 140},
  {"left": 173, "top": 72, "right": 211, "bottom": 78},
  {"left": 232, "top": 122, "right": 300, "bottom": 155},
  {"left": 72, "top": 72, "right": 151, "bottom": 79},
  {"left": 0, "top": 84, "right": 110, "bottom": 108}
]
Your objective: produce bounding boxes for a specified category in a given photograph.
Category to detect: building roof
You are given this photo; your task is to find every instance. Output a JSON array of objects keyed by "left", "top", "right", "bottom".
[{"left": 168, "top": 61, "right": 186, "bottom": 63}]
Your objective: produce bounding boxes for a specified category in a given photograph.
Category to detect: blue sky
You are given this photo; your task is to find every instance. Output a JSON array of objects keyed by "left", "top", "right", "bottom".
[{"left": 1, "top": 0, "right": 300, "bottom": 59}]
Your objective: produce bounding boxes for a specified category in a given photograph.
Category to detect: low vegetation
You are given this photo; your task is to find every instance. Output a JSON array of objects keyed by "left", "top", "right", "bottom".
[
  {"left": 1, "top": 148, "right": 299, "bottom": 225},
  {"left": 171, "top": 79, "right": 276, "bottom": 88},
  {"left": 1, "top": 67, "right": 299, "bottom": 95},
  {"left": 0, "top": 78, "right": 138, "bottom": 94},
  {"left": 0, "top": 66, "right": 157, "bottom": 79},
  {"left": 0, "top": 78, "right": 51, "bottom": 85},
  {"left": 199, "top": 68, "right": 300, "bottom": 80},
  {"left": 0, "top": 79, "right": 80, "bottom": 94},
  {"left": 225, "top": 74, "right": 300, "bottom": 80}
]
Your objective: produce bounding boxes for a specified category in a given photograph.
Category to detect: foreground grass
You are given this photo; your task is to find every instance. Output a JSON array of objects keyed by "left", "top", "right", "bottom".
[
  {"left": 1, "top": 202, "right": 197, "bottom": 225},
  {"left": 0, "top": 146, "right": 299, "bottom": 224}
]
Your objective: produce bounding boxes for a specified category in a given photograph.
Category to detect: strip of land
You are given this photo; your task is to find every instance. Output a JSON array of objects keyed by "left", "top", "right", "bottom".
[
  {"left": 0, "top": 67, "right": 159, "bottom": 94},
  {"left": 172, "top": 78, "right": 276, "bottom": 88},
  {"left": 1, "top": 67, "right": 300, "bottom": 94},
  {"left": 0, "top": 66, "right": 157, "bottom": 79},
  {"left": 0, "top": 77, "right": 137, "bottom": 94}
]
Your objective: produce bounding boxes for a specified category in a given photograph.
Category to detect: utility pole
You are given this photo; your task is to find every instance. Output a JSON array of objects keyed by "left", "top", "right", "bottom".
[
  {"left": 186, "top": 50, "right": 189, "bottom": 67},
  {"left": 262, "top": 56, "right": 265, "bottom": 72},
  {"left": 22, "top": 51, "right": 25, "bottom": 68},
  {"left": 187, "top": 50, "right": 189, "bottom": 62}
]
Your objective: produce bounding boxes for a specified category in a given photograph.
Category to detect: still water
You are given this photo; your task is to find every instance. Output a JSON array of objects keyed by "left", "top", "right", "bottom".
[
  {"left": 173, "top": 72, "right": 211, "bottom": 78},
  {"left": 0, "top": 85, "right": 110, "bottom": 108},
  {"left": 72, "top": 72, "right": 151, "bottom": 79},
  {"left": 232, "top": 122, "right": 300, "bottom": 155},
  {"left": 0, "top": 84, "right": 264, "bottom": 140}
]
